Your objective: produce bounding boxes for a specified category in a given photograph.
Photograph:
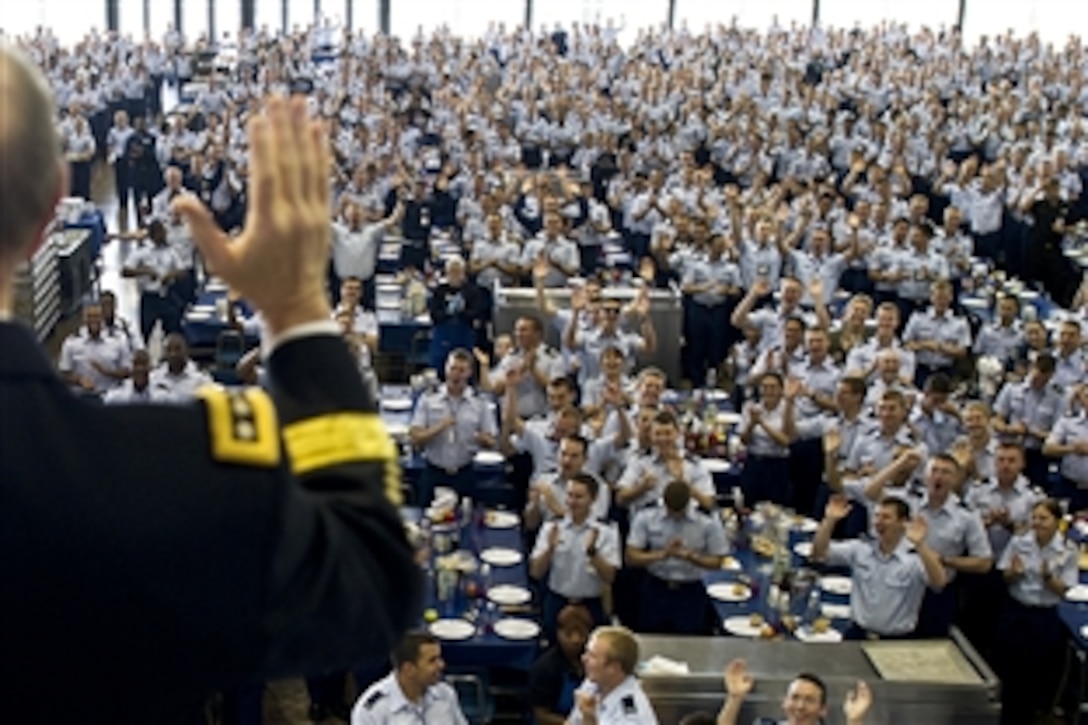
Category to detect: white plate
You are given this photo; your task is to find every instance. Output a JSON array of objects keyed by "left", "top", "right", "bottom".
[
  {"left": 717, "top": 412, "right": 743, "bottom": 426},
  {"left": 377, "top": 283, "right": 401, "bottom": 292},
  {"left": 960, "top": 297, "right": 989, "bottom": 309},
  {"left": 1066, "top": 584, "right": 1088, "bottom": 602},
  {"left": 795, "top": 626, "right": 843, "bottom": 643},
  {"left": 819, "top": 575, "right": 853, "bottom": 596},
  {"left": 385, "top": 423, "right": 409, "bottom": 438},
  {"left": 377, "top": 298, "right": 402, "bottom": 310},
  {"left": 190, "top": 304, "right": 216, "bottom": 313},
  {"left": 474, "top": 450, "right": 505, "bottom": 466},
  {"left": 723, "top": 615, "right": 764, "bottom": 637},
  {"left": 382, "top": 398, "right": 413, "bottom": 412},
  {"left": 703, "top": 458, "right": 732, "bottom": 473},
  {"left": 793, "top": 541, "right": 814, "bottom": 558},
  {"left": 484, "top": 510, "right": 520, "bottom": 529},
  {"left": 493, "top": 618, "right": 541, "bottom": 640},
  {"left": 487, "top": 584, "right": 532, "bottom": 606},
  {"left": 707, "top": 582, "right": 752, "bottom": 602},
  {"left": 187, "top": 311, "right": 213, "bottom": 321},
  {"left": 792, "top": 518, "right": 819, "bottom": 533},
  {"left": 720, "top": 556, "right": 742, "bottom": 571},
  {"left": 480, "top": 547, "right": 523, "bottom": 567},
  {"left": 205, "top": 282, "right": 228, "bottom": 293},
  {"left": 414, "top": 314, "right": 432, "bottom": 324},
  {"left": 821, "top": 603, "right": 852, "bottom": 620},
  {"left": 705, "top": 390, "right": 729, "bottom": 402},
  {"left": 1081, "top": 624, "right": 1088, "bottom": 640},
  {"left": 428, "top": 618, "right": 475, "bottom": 640}
]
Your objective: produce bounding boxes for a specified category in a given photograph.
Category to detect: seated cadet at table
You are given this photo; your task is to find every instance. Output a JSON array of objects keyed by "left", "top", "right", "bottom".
[
  {"left": 845, "top": 389, "right": 922, "bottom": 477},
  {"left": 1043, "top": 382, "right": 1088, "bottom": 513},
  {"left": 409, "top": 348, "right": 498, "bottom": 505},
  {"left": 529, "top": 603, "right": 593, "bottom": 725},
  {"left": 525, "top": 435, "right": 612, "bottom": 532},
  {"left": 530, "top": 475, "right": 620, "bottom": 639},
  {"left": 1008, "top": 319, "right": 1053, "bottom": 381},
  {"left": 90, "top": 289, "right": 142, "bottom": 353},
  {"left": 121, "top": 218, "right": 186, "bottom": 344},
  {"left": 616, "top": 410, "right": 718, "bottom": 512},
  {"left": 748, "top": 317, "right": 807, "bottom": 380},
  {"left": 1051, "top": 319, "right": 1087, "bottom": 390},
  {"left": 350, "top": 631, "right": 468, "bottom": 725},
  {"left": 912, "top": 454, "right": 994, "bottom": 637},
  {"left": 103, "top": 349, "right": 171, "bottom": 404},
  {"left": 149, "top": 333, "right": 212, "bottom": 402},
  {"left": 57, "top": 301, "right": 132, "bottom": 397},
  {"left": 568, "top": 626, "right": 659, "bottom": 725},
  {"left": 710, "top": 658, "right": 872, "bottom": 725},
  {"left": 812, "top": 495, "right": 947, "bottom": 639},
  {"left": 995, "top": 499, "right": 1079, "bottom": 725},
  {"left": 901, "top": 280, "right": 971, "bottom": 388},
  {"left": 625, "top": 480, "right": 728, "bottom": 635},
  {"left": 992, "top": 353, "right": 1061, "bottom": 487},
  {"left": 737, "top": 372, "right": 798, "bottom": 506}
]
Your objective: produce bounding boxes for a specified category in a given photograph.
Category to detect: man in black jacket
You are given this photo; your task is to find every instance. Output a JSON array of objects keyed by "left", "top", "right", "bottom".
[{"left": 0, "top": 44, "right": 420, "bottom": 722}]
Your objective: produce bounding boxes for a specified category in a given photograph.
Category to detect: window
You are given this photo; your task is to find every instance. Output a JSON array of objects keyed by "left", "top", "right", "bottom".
[
  {"left": 213, "top": 0, "right": 242, "bottom": 44},
  {"left": 287, "top": 0, "right": 316, "bottom": 33},
  {"left": 349, "top": 0, "right": 378, "bottom": 35},
  {"left": 42, "top": 0, "right": 106, "bottom": 44},
  {"left": 820, "top": 0, "right": 957, "bottom": 32},
  {"left": 675, "top": 0, "right": 812, "bottom": 34},
  {"left": 255, "top": 0, "right": 283, "bottom": 33},
  {"left": 119, "top": 0, "right": 147, "bottom": 39},
  {"left": 182, "top": 0, "right": 210, "bottom": 40},
  {"left": 149, "top": 0, "right": 176, "bottom": 41},
  {"left": 389, "top": 0, "right": 523, "bottom": 40}
]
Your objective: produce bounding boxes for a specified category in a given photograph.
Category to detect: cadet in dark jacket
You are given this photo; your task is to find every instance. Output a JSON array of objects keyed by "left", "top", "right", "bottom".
[{"left": 0, "top": 45, "right": 420, "bottom": 723}]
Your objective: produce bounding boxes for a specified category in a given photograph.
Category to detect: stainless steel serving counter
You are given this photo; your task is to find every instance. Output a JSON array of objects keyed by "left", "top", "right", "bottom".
[{"left": 635, "top": 629, "right": 1000, "bottom": 724}]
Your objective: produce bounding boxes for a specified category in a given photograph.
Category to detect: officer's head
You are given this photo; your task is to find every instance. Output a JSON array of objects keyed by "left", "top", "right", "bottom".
[
  {"left": 444, "top": 348, "right": 473, "bottom": 390},
  {"left": 131, "top": 349, "right": 152, "bottom": 388},
  {"left": 650, "top": 410, "right": 680, "bottom": 455},
  {"left": 547, "top": 376, "right": 576, "bottom": 412},
  {"left": 782, "top": 672, "right": 828, "bottom": 724},
  {"left": 340, "top": 276, "right": 362, "bottom": 308},
  {"left": 164, "top": 333, "right": 189, "bottom": 372},
  {"left": 0, "top": 44, "right": 65, "bottom": 270},
  {"left": 600, "top": 345, "right": 624, "bottom": 376},
  {"left": 513, "top": 315, "right": 543, "bottom": 350},
  {"left": 929, "top": 279, "right": 953, "bottom": 312},
  {"left": 635, "top": 367, "right": 665, "bottom": 404},
  {"left": 392, "top": 631, "right": 445, "bottom": 689},
  {"left": 1058, "top": 320, "right": 1081, "bottom": 354},
  {"left": 554, "top": 405, "right": 583, "bottom": 439},
  {"left": 877, "top": 390, "right": 907, "bottom": 432},
  {"left": 995, "top": 443, "right": 1025, "bottom": 487},
  {"left": 874, "top": 496, "right": 911, "bottom": 542},
  {"left": 875, "top": 302, "right": 900, "bottom": 338},
  {"left": 996, "top": 294, "right": 1020, "bottom": 325},
  {"left": 1030, "top": 353, "right": 1056, "bottom": 389},
  {"left": 555, "top": 604, "right": 592, "bottom": 662},
  {"left": 445, "top": 256, "right": 466, "bottom": 287},
  {"left": 926, "top": 453, "right": 961, "bottom": 502},
  {"left": 99, "top": 290, "right": 117, "bottom": 322},
  {"left": 82, "top": 303, "right": 103, "bottom": 337},
  {"left": 565, "top": 473, "right": 598, "bottom": 520},
  {"left": 582, "top": 625, "right": 639, "bottom": 688},
  {"left": 1031, "top": 498, "right": 1063, "bottom": 542},
  {"left": 758, "top": 372, "right": 785, "bottom": 409},
  {"left": 558, "top": 435, "right": 588, "bottom": 477},
  {"left": 805, "top": 326, "right": 829, "bottom": 360},
  {"left": 836, "top": 376, "right": 867, "bottom": 413},
  {"left": 663, "top": 480, "right": 691, "bottom": 514},
  {"left": 783, "top": 317, "right": 805, "bottom": 350}
]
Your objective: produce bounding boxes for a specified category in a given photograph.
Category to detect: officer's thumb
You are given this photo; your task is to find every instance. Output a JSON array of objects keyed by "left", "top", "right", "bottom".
[{"left": 172, "top": 193, "right": 233, "bottom": 277}]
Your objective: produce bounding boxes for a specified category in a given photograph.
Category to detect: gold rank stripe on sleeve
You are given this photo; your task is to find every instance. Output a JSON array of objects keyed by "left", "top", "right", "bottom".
[
  {"left": 282, "top": 413, "right": 403, "bottom": 506},
  {"left": 196, "top": 385, "right": 282, "bottom": 468}
]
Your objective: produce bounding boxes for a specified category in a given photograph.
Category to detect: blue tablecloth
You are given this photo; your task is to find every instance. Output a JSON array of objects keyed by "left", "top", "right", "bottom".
[
  {"left": 181, "top": 289, "right": 258, "bottom": 349},
  {"left": 64, "top": 209, "right": 106, "bottom": 259},
  {"left": 703, "top": 523, "right": 853, "bottom": 638},
  {"left": 1060, "top": 525, "right": 1088, "bottom": 650},
  {"left": 406, "top": 509, "right": 540, "bottom": 671}
]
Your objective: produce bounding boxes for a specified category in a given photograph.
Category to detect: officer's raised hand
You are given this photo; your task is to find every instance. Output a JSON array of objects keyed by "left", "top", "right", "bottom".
[
  {"left": 173, "top": 96, "right": 332, "bottom": 337},
  {"left": 843, "top": 680, "right": 872, "bottom": 725},
  {"left": 723, "top": 658, "right": 755, "bottom": 698}
]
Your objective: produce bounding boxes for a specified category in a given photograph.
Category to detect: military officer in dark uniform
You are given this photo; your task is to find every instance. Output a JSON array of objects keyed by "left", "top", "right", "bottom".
[{"left": 0, "top": 46, "right": 420, "bottom": 723}]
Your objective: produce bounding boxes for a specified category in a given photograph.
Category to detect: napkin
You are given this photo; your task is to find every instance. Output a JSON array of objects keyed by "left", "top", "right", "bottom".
[{"left": 640, "top": 656, "right": 690, "bottom": 676}]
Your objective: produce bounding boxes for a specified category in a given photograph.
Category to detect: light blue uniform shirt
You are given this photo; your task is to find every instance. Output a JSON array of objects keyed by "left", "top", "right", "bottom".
[
  {"left": 683, "top": 256, "right": 741, "bottom": 307},
  {"left": 902, "top": 308, "right": 972, "bottom": 368},
  {"left": 1052, "top": 349, "right": 1087, "bottom": 390},
  {"left": 992, "top": 380, "right": 1064, "bottom": 450},
  {"left": 909, "top": 404, "right": 963, "bottom": 454},
  {"left": 973, "top": 321, "right": 1024, "bottom": 364},
  {"left": 895, "top": 250, "right": 949, "bottom": 301},
  {"left": 998, "top": 531, "right": 1079, "bottom": 607},
  {"left": 531, "top": 517, "right": 621, "bottom": 599},
  {"left": 966, "top": 476, "right": 1043, "bottom": 557},
  {"left": 568, "top": 676, "right": 659, "bottom": 725},
  {"left": 615, "top": 452, "right": 716, "bottom": 511},
  {"left": 1045, "top": 412, "right": 1088, "bottom": 485},
  {"left": 845, "top": 426, "right": 924, "bottom": 475},
  {"left": 739, "top": 239, "right": 783, "bottom": 289},
  {"left": 826, "top": 536, "right": 931, "bottom": 636},
  {"left": 627, "top": 507, "right": 728, "bottom": 582},
  {"left": 410, "top": 387, "right": 498, "bottom": 471},
  {"left": 916, "top": 496, "right": 993, "bottom": 582},
  {"left": 351, "top": 672, "right": 468, "bottom": 725}
]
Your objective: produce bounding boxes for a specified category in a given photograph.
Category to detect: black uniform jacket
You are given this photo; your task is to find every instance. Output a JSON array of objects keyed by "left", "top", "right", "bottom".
[{"left": 0, "top": 321, "right": 421, "bottom": 722}]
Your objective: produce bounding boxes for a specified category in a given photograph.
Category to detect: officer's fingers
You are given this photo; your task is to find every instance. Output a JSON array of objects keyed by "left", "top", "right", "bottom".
[
  {"left": 246, "top": 112, "right": 275, "bottom": 222},
  {"left": 275, "top": 97, "right": 305, "bottom": 209},
  {"left": 302, "top": 115, "right": 330, "bottom": 209},
  {"left": 173, "top": 195, "right": 235, "bottom": 278}
]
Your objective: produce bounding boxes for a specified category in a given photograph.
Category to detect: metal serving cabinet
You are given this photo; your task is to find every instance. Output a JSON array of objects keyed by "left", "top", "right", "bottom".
[{"left": 635, "top": 629, "right": 1000, "bottom": 724}]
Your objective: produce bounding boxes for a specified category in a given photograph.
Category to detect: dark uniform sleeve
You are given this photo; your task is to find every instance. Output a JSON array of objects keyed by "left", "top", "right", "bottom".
[{"left": 528, "top": 646, "right": 564, "bottom": 710}]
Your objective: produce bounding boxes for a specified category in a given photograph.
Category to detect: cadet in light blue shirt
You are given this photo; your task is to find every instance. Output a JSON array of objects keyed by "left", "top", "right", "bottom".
[
  {"left": 1043, "top": 384, "right": 1088, "bottom": 510},
  {"left": 966, "top": 444, "right": 1043, "bottom": 557},
  {"left": 901, "top": 280, "right": 971, "bottom": 386},
  {"left": 626, "top": 481, "right": 728, "bottom": 635},
  {"left": 972, "top": 295, "right": 1024, "bottom": 365},
  {"left": 909, "top": 374, "right": 963, "bottom": 455},
  {"left": 813, "top": 494, "right": 947, "bottom": 639},
  {"left": 351, "top": 632, "right": 468, "bottom": 725},
  {"left": 996, "top": 499, "right": 1079, "bottom": 724}
]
